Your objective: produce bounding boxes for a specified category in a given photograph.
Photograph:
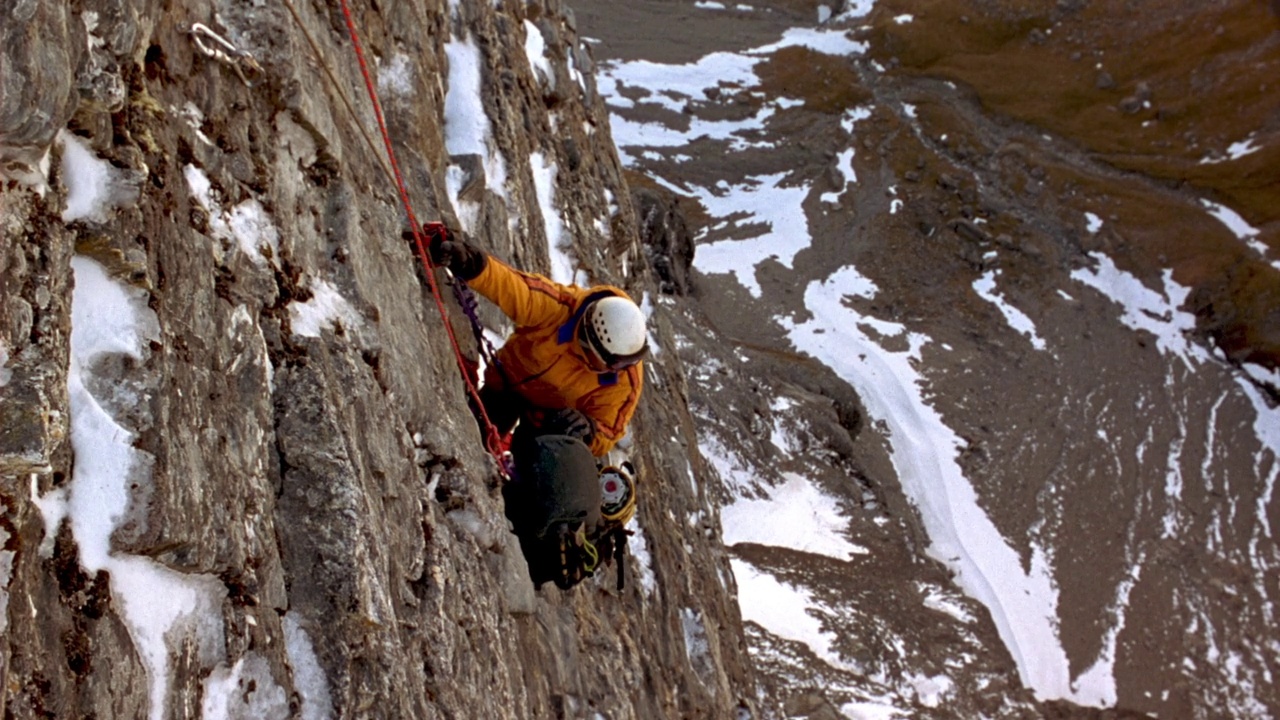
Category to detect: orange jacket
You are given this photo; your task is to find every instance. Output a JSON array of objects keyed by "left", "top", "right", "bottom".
[{"left": 468, "top": 256, "right": 644, "bottom": 456}]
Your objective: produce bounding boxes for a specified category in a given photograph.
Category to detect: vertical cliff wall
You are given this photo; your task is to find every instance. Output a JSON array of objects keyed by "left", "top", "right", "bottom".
[{"left": 0, "top": 0, "right": 762, "bottom": 718}]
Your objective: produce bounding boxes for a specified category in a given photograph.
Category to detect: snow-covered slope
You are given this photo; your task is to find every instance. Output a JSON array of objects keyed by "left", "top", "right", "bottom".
[{"left": 576, "top": 0, "right": 1280, "bottom": 717}]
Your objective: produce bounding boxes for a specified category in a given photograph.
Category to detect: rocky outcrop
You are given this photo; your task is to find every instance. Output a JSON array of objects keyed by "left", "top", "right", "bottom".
[
  {"left": 0, "top": 0, "right": 763, "bottom": 718},
  {"left": 631, "top": 181, "right": 696, "bottom": 296}
]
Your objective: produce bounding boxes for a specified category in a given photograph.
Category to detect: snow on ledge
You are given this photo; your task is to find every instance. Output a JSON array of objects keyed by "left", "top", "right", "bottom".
[
  {"left": 0, "top": 339, "right": 10, "bottom": 387},
  {"left": 530, "top": 151, "right": 577, "bottom": 284},
  {"left": 523, "top": 20, "right": 553, "bottom": 89},
  {"left": 38, "top": 256, "right": 229, "bottom": 720},
  {"left": 720, "top": 472, "right": 868, "bottom": 559},
  {"left": 444, "top": 32, "right": 509, "bottom": 204}
]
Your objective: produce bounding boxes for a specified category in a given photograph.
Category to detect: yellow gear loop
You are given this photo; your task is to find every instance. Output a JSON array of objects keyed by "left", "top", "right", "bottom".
[{"left": 578, "top": 529, "right": 600, "bottom": 573}]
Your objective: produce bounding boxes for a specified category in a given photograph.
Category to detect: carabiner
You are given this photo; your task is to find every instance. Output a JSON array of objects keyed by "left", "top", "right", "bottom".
[{"left": 190, "top": 23, "right": 263, "bottom": 87}]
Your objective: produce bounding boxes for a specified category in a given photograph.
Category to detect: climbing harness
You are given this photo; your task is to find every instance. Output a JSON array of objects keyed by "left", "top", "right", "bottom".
[
  {"left": 332, "top": 0, "right": 509, "bottom": 474},
  {"left": 189, "top": 23, "right": 263, "bottom": 87}
]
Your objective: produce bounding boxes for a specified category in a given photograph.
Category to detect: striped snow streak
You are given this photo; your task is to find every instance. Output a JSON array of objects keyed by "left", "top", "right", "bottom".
[
  {"left": 1202, "top": 395, "right": 1226, "bottom": 492},
  {"left": 1162, "top": 413, "right": 1187, "bottom": 539},
  {"left": 1198, "top": 395, "right": 1226, "bottom": 554},
  {"left": 783, "top": 266, "right": 1075, "bottom": 700},
  {"left": 1072, "top": 252, "right": 1280, "bottom": 713},
  {"left": 443, "top": 30, "right": 510, "bottom": 235},
  {"left": 1071, "top": 549, "right": 1145, "bottom": 707},
  {"left": 1071, "top": 252, "right": 1280, "bottom": 549},
  {"left": 529, "top": 151, "right": 577, "bottom": 285},
  {"left": 1239, "top": 376, "right": 1280, "bottom": 630}
]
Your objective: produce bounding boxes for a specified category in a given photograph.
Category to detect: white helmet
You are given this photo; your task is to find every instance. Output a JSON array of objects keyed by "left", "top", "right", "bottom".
[{"left": 582, "top": 296, "right": 648, "bottom": 368}]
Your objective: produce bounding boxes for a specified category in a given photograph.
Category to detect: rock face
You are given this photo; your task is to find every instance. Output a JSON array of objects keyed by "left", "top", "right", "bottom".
[
  {"left": 631, "top": 181, "right": 696, "bottom": 296},
  {"left": 1, "top": 1, "right": 762, "bottom": 718},
  {"left": 6, "top": 0, "right": 1278, "bottom": 718}
]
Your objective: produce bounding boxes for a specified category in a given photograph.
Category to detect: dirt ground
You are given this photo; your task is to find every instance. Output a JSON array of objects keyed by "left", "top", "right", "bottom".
[{"left": 574, "top": 0, "right": 1280, "bottom": 717}]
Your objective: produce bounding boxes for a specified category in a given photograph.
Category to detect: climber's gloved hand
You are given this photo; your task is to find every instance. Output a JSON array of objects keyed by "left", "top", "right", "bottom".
[
  {"left": 543, "top": 408, "right": 594, "bottom": 443},
  {"left": 439, "top": 239, "right": 486, "bottom": 281},
  {"left": 402, "top": 222, "right": 487, "bottom": 281}
]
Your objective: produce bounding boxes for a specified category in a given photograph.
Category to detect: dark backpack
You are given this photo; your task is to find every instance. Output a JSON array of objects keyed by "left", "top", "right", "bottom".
[
  {"left": 503, "top": 433, "right": 632, "bottom": 590},
  {"left": 504, "top": 433, "right": 600, "bottom": 589}
]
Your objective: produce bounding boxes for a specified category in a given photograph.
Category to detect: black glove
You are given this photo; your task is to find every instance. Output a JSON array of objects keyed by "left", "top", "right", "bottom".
[
  {"left": 403, "top": 222, "right": 487, "bottom": 280},
  {"left": 542, "top": 408, "right": 594, "bottom": 443},
  {"left": 437, "top": 239, "right": 487, "bottom": 281}
]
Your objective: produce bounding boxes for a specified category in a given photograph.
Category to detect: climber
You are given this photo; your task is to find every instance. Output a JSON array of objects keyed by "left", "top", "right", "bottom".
[
  {"left": 406, "top": 223, "right": 644, "bottom": 590},
  {"left": 413, "top": 223, "right": 647, "bottom": 458}
]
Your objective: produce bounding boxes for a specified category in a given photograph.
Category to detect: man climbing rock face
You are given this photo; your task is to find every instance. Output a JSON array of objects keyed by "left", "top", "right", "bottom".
[{"left": 423, "top": 225, "right": 647, "bottom": 457}]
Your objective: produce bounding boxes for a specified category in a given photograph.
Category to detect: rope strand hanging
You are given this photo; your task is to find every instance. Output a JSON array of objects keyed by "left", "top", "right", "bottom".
[{"left": 335, "top": 0, "right": 508, "bottom": 467}]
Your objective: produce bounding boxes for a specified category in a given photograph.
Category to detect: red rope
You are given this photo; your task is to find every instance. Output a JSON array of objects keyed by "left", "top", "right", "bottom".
[{"left": 337, "top": 0, "right": 507, "bottom": 463}]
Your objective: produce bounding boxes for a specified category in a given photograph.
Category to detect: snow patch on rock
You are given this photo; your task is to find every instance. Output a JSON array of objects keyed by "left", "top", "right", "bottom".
[
  {"left": 202, "top": 652, "right": 290, "bottom": 720},
  {"left": 183, "top": 164, "right": 280, "bottom": 267},
  {"left": 288, "top": 279, "right": 363, "bottom": 339},
  {"left": 284, "top": 614, "right": 335, "bottom": 720},
  {"left": 377, "top": 53, "right": 414, "bottom": 97},
  {"left": 59, "top": 131, "right": 138, "bottom": 223},
  {"left": 36, "top": 256, "right": 229, "bottom": 720},
  {"left": 445, "top": 33, "right": 510, "bottom": 205},
  {"left": 530, "top": 151, "right": 577, "bottom": 284}
]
